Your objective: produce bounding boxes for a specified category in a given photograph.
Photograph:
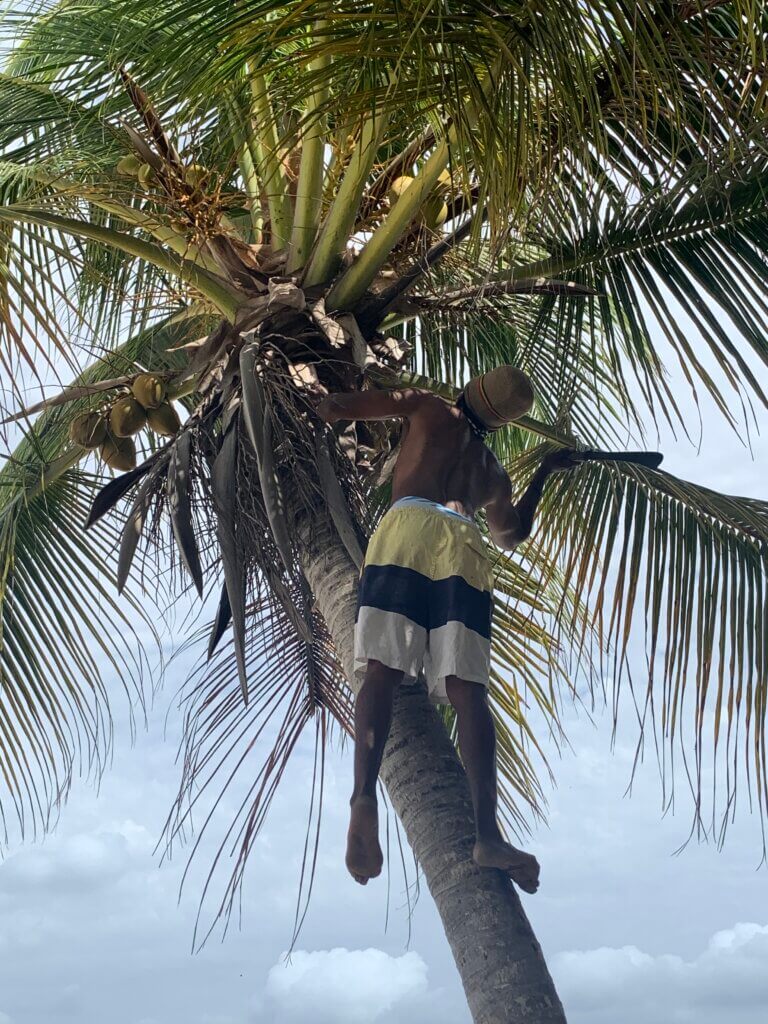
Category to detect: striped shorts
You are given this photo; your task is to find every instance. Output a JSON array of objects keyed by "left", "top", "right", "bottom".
[{"left": 354, "top": 497, "right": 493, "bottom": 704}]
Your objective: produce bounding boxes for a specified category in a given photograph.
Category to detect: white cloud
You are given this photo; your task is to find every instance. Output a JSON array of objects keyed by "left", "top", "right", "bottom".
[
  {"left": 552, "top": 922, "right": 768, "bottom": 1024},
  {"left": 259, "top": 948, "right": 429, "bottom": 1024},
  {"left": 0, "top": 821, "right": 152, "bottom": 896},
  {"left": 0, "top": 1012, "right": 13, "bottom": 1024}
]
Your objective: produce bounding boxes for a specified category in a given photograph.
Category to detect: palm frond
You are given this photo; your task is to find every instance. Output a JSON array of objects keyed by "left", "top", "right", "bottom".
[
  {"left": 515, "top": 141, "right": 768, "bottom": 429},
  {"left": 161, "top": 588, "right": 350, "bottom": 949},
  {"left": 0, "top": 312, "right": 207, "bottom": 835},
  {"left": 515, "top": 449, "right": 768, "bottom": 843}
]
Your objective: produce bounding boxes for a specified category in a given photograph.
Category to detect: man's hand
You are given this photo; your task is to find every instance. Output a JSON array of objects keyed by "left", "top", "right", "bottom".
[{"left": 541, "top": 448, "right": 583, "bottom": 474}]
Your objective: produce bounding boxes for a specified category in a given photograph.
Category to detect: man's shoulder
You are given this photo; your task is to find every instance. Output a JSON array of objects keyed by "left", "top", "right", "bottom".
[{"left": 405, "top": 390, "right": 451, "bottom": 418}]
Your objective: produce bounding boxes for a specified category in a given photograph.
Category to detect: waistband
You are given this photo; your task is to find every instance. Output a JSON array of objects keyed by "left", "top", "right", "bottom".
[{"left": 391, "top": 496, "right": 477, "bottom": 525}]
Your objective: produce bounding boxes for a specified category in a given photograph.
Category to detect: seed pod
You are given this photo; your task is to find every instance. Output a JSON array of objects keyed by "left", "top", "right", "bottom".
[
  {"left": 100, "top": 434, "right": 137, "bottom": 472},
  {"left": 146, "top": 401, "right": 181, "bottom": 437},
  {"left": 69, "top": 411, "right": 108, "bottom": 449},
  {"left": 132, "top": 373, "right": 166, "bottom": 410},
  {"left": 116, "top": 155, "right": 142, "bottom": 177},
  {"left": 109, "top": 396, "right": 147, "bottom": 437}
]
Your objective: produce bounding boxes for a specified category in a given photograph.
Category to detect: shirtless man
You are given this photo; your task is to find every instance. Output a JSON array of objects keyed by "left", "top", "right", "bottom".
[{"left": 316, "top": 365, "right": 580, "bottom": 891}]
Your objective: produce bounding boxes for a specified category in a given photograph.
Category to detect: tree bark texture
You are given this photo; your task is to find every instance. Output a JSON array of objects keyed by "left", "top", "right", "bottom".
[{"left": 301, "top": 517, "right": 567, "bottom": 1024}]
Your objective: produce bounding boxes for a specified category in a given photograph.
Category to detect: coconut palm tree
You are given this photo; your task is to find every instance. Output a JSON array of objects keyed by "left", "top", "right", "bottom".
[{"left": 1, "top": 2, "right": 767, "bottom": 1022}]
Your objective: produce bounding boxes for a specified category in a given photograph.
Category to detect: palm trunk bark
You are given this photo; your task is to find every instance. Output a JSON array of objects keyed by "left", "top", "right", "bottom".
[{"left": 301, "top": 517, "right": 566, "bottom": 1024}]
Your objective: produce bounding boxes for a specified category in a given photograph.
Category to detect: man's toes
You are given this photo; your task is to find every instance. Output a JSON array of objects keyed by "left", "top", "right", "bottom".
[{"left": 517, "top": 870, "right": 539, "bottom": 894}]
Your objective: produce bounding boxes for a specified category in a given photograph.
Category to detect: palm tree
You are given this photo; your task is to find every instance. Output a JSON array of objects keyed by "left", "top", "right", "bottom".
[{"left": 1, "top": 2, "right": 767, "bottom": 1021}]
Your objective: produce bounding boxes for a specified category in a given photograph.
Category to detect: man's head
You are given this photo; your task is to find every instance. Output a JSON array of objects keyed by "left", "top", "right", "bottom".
[{"left": 460, "top": 366, "right": 534, "bottom": 431}]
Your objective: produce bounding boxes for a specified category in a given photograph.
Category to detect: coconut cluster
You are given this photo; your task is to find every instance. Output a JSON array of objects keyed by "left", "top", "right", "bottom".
[
  {"left": 116, "top": 154, "right": 210, "bottom": 193},
  {"left": 68, "top": 373, "right": 181, "bottom": 471},
  {"left": 387, "top": 169, "right": 452, "bottom": 230}
]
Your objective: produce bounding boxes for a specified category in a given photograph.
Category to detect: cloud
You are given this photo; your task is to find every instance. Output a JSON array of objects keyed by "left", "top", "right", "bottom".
[
  {"left": 0, "top": 820, "right": 152, "bottom": 896},
  {"left": 0, "top": 1012, "right": 13, "bottom": 1024},
  {"left": 553, "top": 922, "right": 768, "bottom": 1024},
  {"left": 258, "top": 948, "right": 429, "bottom": 1024}
]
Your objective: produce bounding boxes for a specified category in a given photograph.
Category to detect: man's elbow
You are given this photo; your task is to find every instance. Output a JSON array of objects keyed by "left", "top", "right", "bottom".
[{"left": 490, "top": 525, "right": 529, "bottom": 551}]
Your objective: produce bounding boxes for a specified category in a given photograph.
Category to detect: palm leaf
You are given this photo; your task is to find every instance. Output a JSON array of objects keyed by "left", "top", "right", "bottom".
[
  {"left": 0, "top": 312, "right": 206, "bottom": 834},
  {"left": 513, "top": 450, "right": 768, "bottom": 837},
  {"left": 161, "top": 588, "right": 350, "bottom": 948}
]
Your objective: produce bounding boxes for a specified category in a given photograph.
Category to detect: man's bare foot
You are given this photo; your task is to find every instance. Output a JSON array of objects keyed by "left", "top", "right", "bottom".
[
  {"left": 473, "top": 837, "right": 540, "bottom": 894},
  {"left": 346, "top": 796, "right": 384, "bottom": 885}
]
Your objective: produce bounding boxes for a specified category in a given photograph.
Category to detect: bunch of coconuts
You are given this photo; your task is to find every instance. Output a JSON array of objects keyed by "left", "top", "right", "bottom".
[
  {"left": 68, "top": 374, "right": 181, "bottom": 471},
  {"left": 387, "top": 168, "right": 452, "bottom": 230},
  {"left": 115, "top": 154, "right": 209, "bottom": 193}
]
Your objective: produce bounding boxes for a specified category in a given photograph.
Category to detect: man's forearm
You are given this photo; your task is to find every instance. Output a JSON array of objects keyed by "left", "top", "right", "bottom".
[
  {"left": 316, "top": 389, "right": 421, "bottom": 424},
  {"left": 512, "top": 463, "right": 552, "bottom": 541}
]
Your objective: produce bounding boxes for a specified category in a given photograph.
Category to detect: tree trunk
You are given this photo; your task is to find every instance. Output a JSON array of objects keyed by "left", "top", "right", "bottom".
[{"left": 301, "top": 518, "right": 567, "bottom": 1024}]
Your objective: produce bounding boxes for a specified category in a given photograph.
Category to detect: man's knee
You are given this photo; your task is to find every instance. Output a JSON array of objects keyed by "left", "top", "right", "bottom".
[
  {"left": 363, "top": 660, "right": 404, "bottom": 689},
  {"left": 445, "top": 675, "right": 488, "bottom": 711}
]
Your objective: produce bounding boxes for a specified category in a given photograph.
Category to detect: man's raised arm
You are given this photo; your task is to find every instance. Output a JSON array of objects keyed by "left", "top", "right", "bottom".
[
  {"left": 315, "top": 388, "right": 426, "bottom": 424},
  {"left": 485, "top": 450, "right": 581, "bottom": 550}
]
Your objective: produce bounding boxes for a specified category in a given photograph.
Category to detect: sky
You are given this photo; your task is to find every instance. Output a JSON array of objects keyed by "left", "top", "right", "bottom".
[{"left": 1, "top": 359, "right": 767, "bottom": 1024}]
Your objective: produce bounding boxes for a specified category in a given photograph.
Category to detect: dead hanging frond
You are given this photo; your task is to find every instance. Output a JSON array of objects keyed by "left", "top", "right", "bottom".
[
  {"left": 161, "top": 584, "right": 351, "bottom": 951},
  {"left": 239, "top": 342, "right": 293, "bottom": 570},
  {"left": 167, "top": 429, "right": 204, "bottom": 598},
  {"left": 211, "top": 418, "right": 249, "bottom": 704}
]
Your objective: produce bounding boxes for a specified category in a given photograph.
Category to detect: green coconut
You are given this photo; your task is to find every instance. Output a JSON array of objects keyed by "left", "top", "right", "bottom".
[
  {"left": 109, "top": 396, "right": 147, "bottom": 437},
  {"left": 137, "top": 163, "right": 156, "bottom": 189},
  {"left": 116, "top": 154, "right": 142, "bottom": 177},
  {"left": 387, "top": 175, "right": 414, "bottom": 204},
  {"left": 69, "top": 411, "right": 108, "bottom": 449},
  {"left": 184, "top": 164, "right": 209, "bottom": 188},
  {"left": 100, "top": 434, "right": 137, "bottom": 471},
  {"left": 420, "top": 192, "right": 448, "bottom": 229},
  {"left": 146, "top": 401, "right": 181, "bottom": 437},
  {"left": 132, "top": 373, "right": 166, "bottom": 410}
]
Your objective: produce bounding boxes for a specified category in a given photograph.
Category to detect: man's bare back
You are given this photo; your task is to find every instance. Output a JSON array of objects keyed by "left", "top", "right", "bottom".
[
  {"left": 390, "top": 392, "right": 502, "bottom": 513},
  {"left": 316, "top": 387, "right": 576, "bottom": 546}
]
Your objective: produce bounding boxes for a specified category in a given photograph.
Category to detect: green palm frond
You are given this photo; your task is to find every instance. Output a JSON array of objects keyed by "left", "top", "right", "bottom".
[
  {"left": 512, "top": 450, "right": 768, "bottom": 840},
  {"left": 0, "top": 312, "right": 208, "bottom": 835},
  {"left": 516, "top": 142, "right": 768, "bottom": 427}
]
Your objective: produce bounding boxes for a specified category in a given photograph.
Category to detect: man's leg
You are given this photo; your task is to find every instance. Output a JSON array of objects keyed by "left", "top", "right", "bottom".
[
  {"left": 445, "top": 675, "right": 540, "bottom": 894},
  {"left": 346, "top": 659, "right": 403, "bottom": 885}
]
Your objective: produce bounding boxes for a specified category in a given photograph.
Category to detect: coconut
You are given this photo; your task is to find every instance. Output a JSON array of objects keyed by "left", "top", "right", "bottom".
[
  {"left": 137, "top": 163, "right": 156, "bottom": 189},
  {"left": 436, "top": 168, "right": 453, "bottom": 190},
  {"left": 184, "top": 164, "right": 209, "bottom": 189},
  {"left": 132, "top": 373, "right": 166, "bottom": 410},
  {"left": 146, "top": 401, "right": 181, "bottom": 437},
  {"left": 109, "top": 396, "right": 147, "bottom": 437},
  {"left": 387, "top": 175, "right": 414, "bottom": 205},
  {"left": 420, "top": 193, "right": 448, "bottom": 229},
  {"left": 100, "top": 434, "right": 137, "bottom": 471},
  {"left": 116, "top": 154, "right": 142, "bottom": 177},
  {"left": 69, "top": 411, "right": 107, "bottom": 449}
]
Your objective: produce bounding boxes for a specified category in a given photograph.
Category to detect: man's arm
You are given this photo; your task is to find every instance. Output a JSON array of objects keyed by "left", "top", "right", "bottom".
[
  {"left": 485, "top": 450, "right": 581, "bottom": 550},
  {"left": 315, "top": 388, "right": 427, "bottom": 424}
]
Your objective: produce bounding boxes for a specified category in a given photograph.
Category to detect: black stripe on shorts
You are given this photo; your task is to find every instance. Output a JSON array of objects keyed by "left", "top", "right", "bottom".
[{"left": 357, "top": 564, "right": 492, "bottom": 639}]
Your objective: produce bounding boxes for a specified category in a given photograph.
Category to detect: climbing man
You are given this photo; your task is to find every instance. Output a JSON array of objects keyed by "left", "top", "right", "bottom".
[{"left": 316, "top": 366, "right": 581, "bottom": 890}]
